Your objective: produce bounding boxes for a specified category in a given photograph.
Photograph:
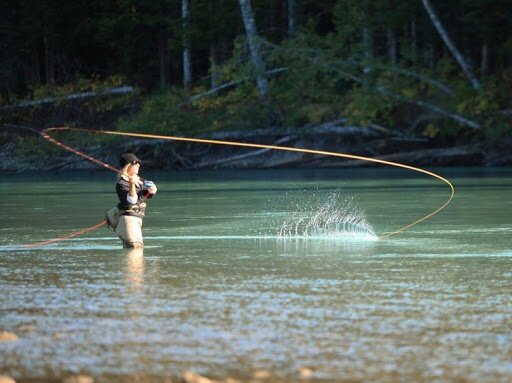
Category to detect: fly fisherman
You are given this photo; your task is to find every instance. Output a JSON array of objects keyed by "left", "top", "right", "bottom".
[{"left": 114, "top": 153, "right": 157, "bottom": 248}]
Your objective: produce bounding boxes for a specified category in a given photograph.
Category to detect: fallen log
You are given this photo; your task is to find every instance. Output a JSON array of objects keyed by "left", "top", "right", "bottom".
[
  {"left": 0, "top": 86, "right": 134, "bottom": 111},
  {"left": 318, "top": 146, "right": 484, "bottom": 167}
]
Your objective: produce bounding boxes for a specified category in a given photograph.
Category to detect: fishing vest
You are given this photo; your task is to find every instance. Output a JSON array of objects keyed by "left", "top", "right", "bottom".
[{"left": 115, "top": 177, "right": 148, "bottom": 219}]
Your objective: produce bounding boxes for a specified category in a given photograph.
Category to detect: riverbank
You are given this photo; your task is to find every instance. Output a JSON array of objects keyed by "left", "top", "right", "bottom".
[
  {"left": 1, "top": 123, "right": 511, "bottom": 174},
  {"left": 2, "top": 89, "right": 511, "bottom": 173}
]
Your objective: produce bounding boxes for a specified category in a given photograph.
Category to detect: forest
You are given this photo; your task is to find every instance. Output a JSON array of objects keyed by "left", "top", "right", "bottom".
[{"left": 1, "top": 0, "right": 511, "bottom": 168}]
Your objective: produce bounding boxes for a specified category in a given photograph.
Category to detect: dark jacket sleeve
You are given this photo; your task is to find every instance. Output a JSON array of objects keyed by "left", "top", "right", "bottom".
[{"left": 116, "top": 178, "right": 130, "bottom": 204}]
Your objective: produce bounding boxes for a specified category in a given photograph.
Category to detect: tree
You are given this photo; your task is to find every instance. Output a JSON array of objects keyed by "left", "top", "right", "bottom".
[
  {"left": 287, "top": 0, "right": 296, "bottom": 37},
  {"left": 421, "top": 0, "right": 480, "bottom": 89},
  {"left": 238, "top": 0, "right": 269, "bottom": 102},
  {"left": 182, "top": 0, "right": 192, "bottom": 90}
]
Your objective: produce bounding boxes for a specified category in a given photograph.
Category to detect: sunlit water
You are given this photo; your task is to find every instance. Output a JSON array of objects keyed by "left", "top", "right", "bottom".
[{"left": 0, "top": 168, "right": 511, "bottom": 382}]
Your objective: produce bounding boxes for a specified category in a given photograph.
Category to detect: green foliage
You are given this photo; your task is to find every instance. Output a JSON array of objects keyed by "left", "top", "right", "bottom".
[
  {"left": 344, "top": 86, "right": 395, "bottom": 127},
  {"left": 1, "top": 0, "right": 511, "bottom": 147},
  {"left": 117, "top": 84, "right": 273, "bottom": 136},
  {"left": 423, "top": 123, "right": 440, "bottom": 139},
  {"left": 9, "top": 127, "right": 121, "bottom": 164},
  {"left": 455, "top": 79, "right": 501, "bottom": 117},
  {"left": 13, "top": 136, "right": 61, "bottom": 160},
  {"left": 118, "top": 91, "right": 201, "bottom": 135},
  {"left": 460, "top": 77, "right": 512, "bottom": 139}
]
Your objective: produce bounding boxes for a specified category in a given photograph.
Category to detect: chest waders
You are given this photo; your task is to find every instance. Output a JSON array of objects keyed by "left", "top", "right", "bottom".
[{"left": 106, "top": 196, "right": 148, "bottom": 248}]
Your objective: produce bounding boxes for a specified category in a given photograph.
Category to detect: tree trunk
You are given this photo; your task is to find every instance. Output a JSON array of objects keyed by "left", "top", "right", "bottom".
[
  {"left": 362, "top": 26, "right": 372, "bottom": 86},
  {"left": 210, "top": 43, "right": 219, "bottom": 89},
  {"left": 182, "top": 0, "right": 192, "bottom": 91},
  {"left": 410, "top": 19, "right": 417, "bottom": 65},
  {"left": 122, "top": 29, "right": 131, "bottom": 78},
  {"left": 209, "top": 0, "right": 219, "bottom": 89},
  {"left": 43, "top": 34, "right": 49, "bottom": 84},
  {"left": 363, "top": 26, "right": 372, "bottom": 59},
  {"left": 421, "top": 0, "right": 480, "bottom": 89},
  {"left": 43, "top": 29, "right": 53, "bottom": 85},
  {"left": 33, "top": 47, "right": 41, "bottom": 86},
  {"left": 386, "top": 28, "right": 396, "bottom": 65},
  {"left": 287, "top": 0, "right": 296, "bottom": 37},
  {"left": 480, "top": 44, "right": 488, "bottom": 78},
  {"left": 159, "top": 31, "right": 167, "bottom": 90},
  {"left": 427, "top": 46, "right": 434, "bottom": 70},
  {"left": 238, "top": 0, "right": 269, "bottom": 102}
]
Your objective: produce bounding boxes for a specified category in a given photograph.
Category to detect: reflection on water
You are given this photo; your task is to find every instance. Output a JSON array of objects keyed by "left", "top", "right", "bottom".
[
  {"left": 0, "top": 168, "right": 511, "bottom": 383},
  {"left": 126, "top": 247, "right": 144, "bottom": 290},
  {"left": 273, "top": 235, "right": 378, "bottom": 254}
]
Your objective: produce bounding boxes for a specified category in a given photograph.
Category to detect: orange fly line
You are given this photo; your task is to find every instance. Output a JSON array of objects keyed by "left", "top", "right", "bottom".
[{"left": 23, "top": 126, "right": 455, "bottom": 247}]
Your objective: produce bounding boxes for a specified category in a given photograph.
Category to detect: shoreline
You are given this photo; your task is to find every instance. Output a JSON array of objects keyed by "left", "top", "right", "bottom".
[{"left": 2, "top": 127, "right": 512, "bottom": 173}]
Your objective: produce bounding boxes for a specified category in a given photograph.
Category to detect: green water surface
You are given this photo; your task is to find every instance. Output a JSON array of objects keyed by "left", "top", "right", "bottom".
[{"left": 0, "top": 167, "right": 511, "bottom": 382}]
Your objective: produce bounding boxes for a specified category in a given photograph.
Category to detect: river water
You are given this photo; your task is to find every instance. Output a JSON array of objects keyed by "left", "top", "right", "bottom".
[{"left": 0, "top": 167, "right": 511, "bottom": 382}]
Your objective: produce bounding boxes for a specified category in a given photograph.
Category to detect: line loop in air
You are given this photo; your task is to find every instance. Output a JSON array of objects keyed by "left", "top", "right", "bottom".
[{"left": 32, "top": 126, "right": 455, "bottom": 243}]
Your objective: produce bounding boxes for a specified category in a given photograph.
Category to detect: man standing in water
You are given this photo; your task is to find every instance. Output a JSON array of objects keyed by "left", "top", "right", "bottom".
[{"left": 115, "top": 153, "right": 157, "bottom": 248}]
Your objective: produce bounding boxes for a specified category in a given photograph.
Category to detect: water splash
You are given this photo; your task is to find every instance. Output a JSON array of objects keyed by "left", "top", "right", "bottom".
[{"left": 276, "top": 192, "right": 377, "bottom": 240}]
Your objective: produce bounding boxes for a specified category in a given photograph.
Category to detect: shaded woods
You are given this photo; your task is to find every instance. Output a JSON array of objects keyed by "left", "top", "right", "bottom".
[{"left": 1, "top": 0, "right": 511, "bottom": 169}]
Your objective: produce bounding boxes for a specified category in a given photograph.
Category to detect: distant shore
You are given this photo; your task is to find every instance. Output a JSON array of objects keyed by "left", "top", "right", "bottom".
[{"left": 2, "top": 124, "right": 511, "bottom": 174}]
